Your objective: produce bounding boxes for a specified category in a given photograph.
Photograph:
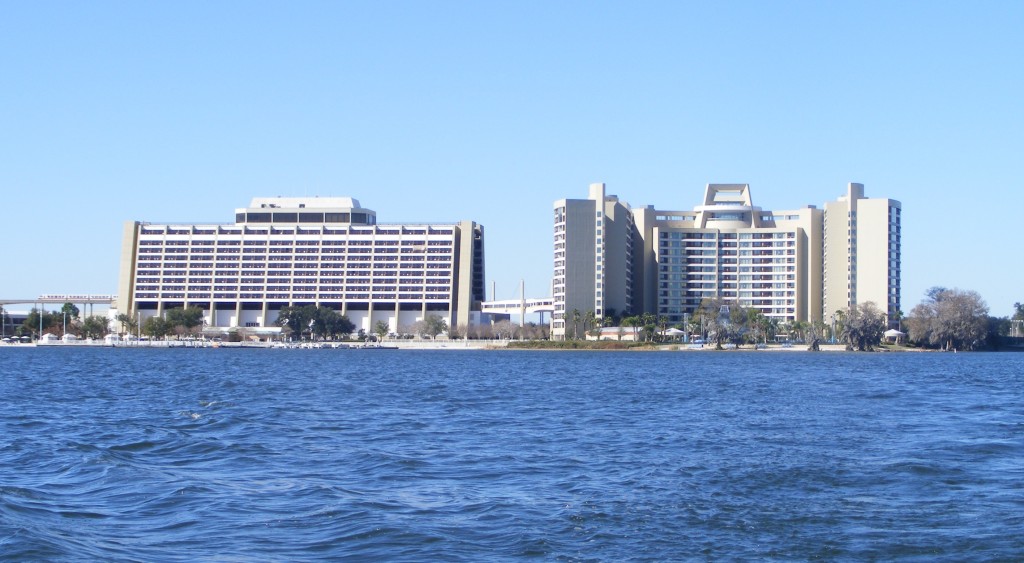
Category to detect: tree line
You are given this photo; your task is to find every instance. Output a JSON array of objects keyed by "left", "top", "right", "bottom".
[
  {"left": 5, "top": 286, "right": 1019, "bottom": 350},
  {"left": 559, "top": 286, "right": 1022, "bottom": 352},
  {"left": 5, "top": 303, "right": 111, "bottom": 339},
  {"left": 903, "top": 287, "right": 1017, "bottom": 351}
]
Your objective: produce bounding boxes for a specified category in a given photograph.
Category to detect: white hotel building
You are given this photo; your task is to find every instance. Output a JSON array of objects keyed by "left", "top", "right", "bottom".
[
  {"left": 552, "top": 182, "right": 900, "bottom": 339},
  {"left": 115, "top": 197, "right": 486, "bottom": 334}
]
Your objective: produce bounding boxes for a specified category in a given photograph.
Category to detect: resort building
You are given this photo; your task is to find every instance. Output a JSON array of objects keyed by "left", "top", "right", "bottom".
[
  {"left": 552, "top": 183, "right": 635, "bottom": 339},
  {"left": 822, "top": 183, "right": 902, "bottom": 321},
  {"left": 115, "top": 197, "right": 486, "bottom": 335},
  {"left": 551, "top": 182, "right": 900, "bottom": 339}
]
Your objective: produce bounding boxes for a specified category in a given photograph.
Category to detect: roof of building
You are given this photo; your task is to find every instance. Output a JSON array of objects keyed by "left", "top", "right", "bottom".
[{"left": 247, "top": 197, "right": 364, "bottom": 210}]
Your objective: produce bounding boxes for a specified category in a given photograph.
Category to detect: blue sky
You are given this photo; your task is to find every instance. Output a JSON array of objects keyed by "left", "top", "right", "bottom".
[{"left": 2, "top": 1, "right": 1022, "bottom": 315}]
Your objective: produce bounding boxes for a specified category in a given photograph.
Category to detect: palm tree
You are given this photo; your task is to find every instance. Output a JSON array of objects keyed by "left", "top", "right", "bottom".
[
  {"left": 584, "top": 310, "right": 597, "bottom": 339},
  {"left": 115, "top": 312, "right": 138, "bottom": 336},
  {"left": 657, "top": 316, "right": 669, "bottom": 342},
  {"left": 571, "top": 309, "right": 582, "bottom": 340},
  {"left": 761, "top": 315, "right": 776, "bottom": 344},
  {"left": 640, "top": 312, "right": 656, "bottom": 342},
  {"left": 789, "top": 320, "right": 807, "bottom": 343},
  {"left": 833, "top": 309, "right": 847, "bottom": 345},
  {"left": 621, "top": 316, "right": 639, "bottom": 341}
]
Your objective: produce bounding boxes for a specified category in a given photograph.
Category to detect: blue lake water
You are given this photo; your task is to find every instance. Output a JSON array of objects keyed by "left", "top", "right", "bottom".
[{"left": 1, "top": 347, "right": 1022, "bottom": 560}]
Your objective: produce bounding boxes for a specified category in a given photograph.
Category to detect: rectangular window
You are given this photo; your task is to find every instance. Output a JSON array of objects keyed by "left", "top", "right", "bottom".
[{"left": 298, "top": 212, "right": 324, "bottom": 223}]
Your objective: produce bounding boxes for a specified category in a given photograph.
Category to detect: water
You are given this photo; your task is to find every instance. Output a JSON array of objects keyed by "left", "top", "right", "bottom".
[{"left": 1, "top": 348, "right": 1021, "bottom": 561}]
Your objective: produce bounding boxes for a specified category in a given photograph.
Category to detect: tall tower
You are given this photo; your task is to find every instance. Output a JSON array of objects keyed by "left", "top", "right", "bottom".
[
  {"left": 632, "top": 184, "right": 823, "bottom": 325},
  {"left": 823, "top": 183, "right": 901, "bottom": 323},
  {"left": 552, "top": 183, "right": 634, "bottom": 340}
]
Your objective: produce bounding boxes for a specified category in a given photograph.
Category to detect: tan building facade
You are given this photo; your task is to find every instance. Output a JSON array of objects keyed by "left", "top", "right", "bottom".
[
  {"left": 552, "top": 182, "right": 899, "bottom": 338},
  {"left": 823, "top": 183, "right": 902, "bottom": 322},
  {"left": 552, "top": 183, "right": 635, "bottom": 339},
  {"left": 115, "top": 197, "right": 486, "bottom": 334}
]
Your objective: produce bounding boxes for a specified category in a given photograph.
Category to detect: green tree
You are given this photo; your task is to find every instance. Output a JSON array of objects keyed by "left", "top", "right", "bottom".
[
  {"left": 80, "top": 315, "right": 110, "bottom": 339},
  {"left": 143, "top": 316, "right": 173, "bottom": 339},
  {"left": 832, "top": 309, "right": 847, "bottom": 344},
  {"left": 309, "top": 307, "right": 334, "bottom": 340},
  {"left": 603, "top": 308, "right": 618, "bottom": 326},
  {"left": 422, "top": 314, "right": 448, "bottom": 339},
  {"left": 115, "top": 312, "right": 139, "bottom": 336},
  {"left": 789, "top": 320, "right": 807, "bottom": 343},
  {"left": 23, "top": 308, "right": 60, "bottom": 337},
  {"left": 277, "top": 305, "right": 321, "bottom": 340},
  {"left": 841, "top": 301, "right": 887, "bottom": 351},
  {"left": 333, "top": 310, "right": 356, "bottom": 339},
  {"left": 276, "top": 305, "right": 304, "bottom": 340},
  {"left": 621, "top": 315, "right": 639, "bottom": 341},
  {"left": 746, "top": 309, "right": 771, "bottom": 345},
  {"left": 584, "top": 310, "right": 598, "bottom": 339},
  {"left": 639, "top": 312, "right": 656, "bottom": 342},
  {"left": 305, "top": 306, "right": 355, "bottom": 340},
  {"left": 165, "top": 307, "right": 205, "bottom": 337},
  {"left": 374, "top": 320, "right": 390, "bottom": 342},
  {"left": 657, "top": 316, "right": 669, "bottom": 342},
  {"left": 60, "top": 302, "right": 80, "bottom": 320},
  {"left": 893, "top": 309, "right": 905, "bottom": 332},
  {"left": 571, "top": 309, "right": 582, "bottom": 340},
  {"left": 687, "top": 314, "right": 702, "bottom": 342}
]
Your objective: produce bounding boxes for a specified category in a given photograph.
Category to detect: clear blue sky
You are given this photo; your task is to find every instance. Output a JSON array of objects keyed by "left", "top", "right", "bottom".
[{"left": 2, "top": 1, "right": 1022, "bottom": 316}]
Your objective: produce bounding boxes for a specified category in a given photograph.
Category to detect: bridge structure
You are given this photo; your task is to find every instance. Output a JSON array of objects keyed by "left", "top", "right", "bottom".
[
  {"left": 481, "top": 297, "right": 554, "bottom": 324},
  {"left": 0, "top": 294, "right": 117, "bottom": 307},
  {"left": 1, "top": 295, "right": 117, "bottom": 335}
]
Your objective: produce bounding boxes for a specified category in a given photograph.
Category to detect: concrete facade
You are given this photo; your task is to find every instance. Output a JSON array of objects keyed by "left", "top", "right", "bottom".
[
  {"left": 822, "top": 183, "right": 902, "bottom": 322},
  {"left": 552, "top": 183, "right": 635, "bottom": 340},
  {"left": 115, "top": 197, "right": 486, "bottom": 334},
  {"left": 552, "top": 182, "right": 899, "bottom": 338}
]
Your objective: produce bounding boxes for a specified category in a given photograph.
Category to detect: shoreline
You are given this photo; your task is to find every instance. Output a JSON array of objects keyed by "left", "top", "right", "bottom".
[{"left": 8, "top": 341, "right": 1018, "bottom": 352}]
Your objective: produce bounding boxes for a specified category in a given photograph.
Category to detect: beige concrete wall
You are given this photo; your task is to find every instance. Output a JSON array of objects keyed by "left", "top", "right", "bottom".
[
  {"left": 822, "top": 183, "right": 900, "bottom": 322},
  {"left": 853, "top": 198, "right": 894, "bottom": 314},
  {"left": 114, "top": 221, "right": 139, "bottom": 315},
  {"left": 823, "top": 195, "right": 852, "bottom": 317}
]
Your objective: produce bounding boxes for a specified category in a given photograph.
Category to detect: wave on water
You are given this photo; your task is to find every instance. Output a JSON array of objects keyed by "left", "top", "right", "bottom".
[{"left": 1, "top": 348, "right": 1022, "bottom": 560}]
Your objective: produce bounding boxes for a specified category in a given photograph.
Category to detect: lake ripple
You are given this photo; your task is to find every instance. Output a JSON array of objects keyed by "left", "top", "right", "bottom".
[{"left": 1, "top": 348, "right": 1021, "bottom": 560}]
